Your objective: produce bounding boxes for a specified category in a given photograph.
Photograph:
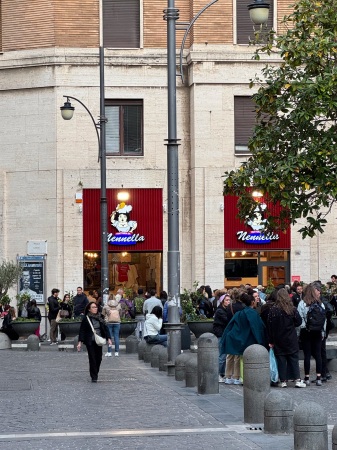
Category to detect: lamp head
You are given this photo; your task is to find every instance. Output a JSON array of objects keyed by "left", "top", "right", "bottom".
[
  {"left": 60, "top": 99, "right": 75, "bottom": 120},
  {"left": 248, "top": 0, "right": 270, "bottom": 25}
]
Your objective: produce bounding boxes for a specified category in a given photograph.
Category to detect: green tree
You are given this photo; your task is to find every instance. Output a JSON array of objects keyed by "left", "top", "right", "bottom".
[
  {"left": 223, "top": 0, "right": 337, "bottom": 238},
  {"left": 0, "top": 260, "right": 23, "bottom": 302}
]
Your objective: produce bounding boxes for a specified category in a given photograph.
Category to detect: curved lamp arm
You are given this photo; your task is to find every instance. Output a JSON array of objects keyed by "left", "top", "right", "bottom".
[
  {"left": 179, "top": 0, "right": 219, "bottom": 83},
  {"left": 61, "top": 95, "right": 101, "bottom": 147}
]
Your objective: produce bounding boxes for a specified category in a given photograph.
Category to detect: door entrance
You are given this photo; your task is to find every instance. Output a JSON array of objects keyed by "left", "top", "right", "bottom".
[{"left": 258, "top": 261, "right": 289, "bottom": 287}]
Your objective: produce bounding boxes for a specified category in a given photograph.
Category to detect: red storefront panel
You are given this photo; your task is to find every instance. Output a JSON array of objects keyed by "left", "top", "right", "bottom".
[
  {"left": 224, "top": 195, "right": 290, "bottom": 250},
  {"left": 83, "top": 188, "right": 163, "bottom": 251}
]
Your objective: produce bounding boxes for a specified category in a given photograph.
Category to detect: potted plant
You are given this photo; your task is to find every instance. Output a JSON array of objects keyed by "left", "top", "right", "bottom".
[
  {"left": 120, "top": 317, "right": 137, "bottom": 339},
  {"left": 57, "top": 317, "right": 82, "bottom": 339},
  {"left": 10, "top": 317, "right": 40, "bottom": 339},
  {"left": 181, "top": 282, "right": 214, "bottom": 339},
  {"left": 0, "top": 260, "right": 23, "bottom": 305},
  {"left": 16, "top": 292, "right": 32, "bottom": 317},
  {"left": 0, "top": 294, "right": 11, "bottom": 308}
]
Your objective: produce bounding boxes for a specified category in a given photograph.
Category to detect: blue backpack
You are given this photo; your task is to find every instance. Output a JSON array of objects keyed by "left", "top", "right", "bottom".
[{"left": 306, "top": 302, "right": 325, "bottom": 331}]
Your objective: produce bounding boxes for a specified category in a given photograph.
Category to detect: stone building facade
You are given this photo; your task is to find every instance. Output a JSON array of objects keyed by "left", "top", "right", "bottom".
[{"left": 0, "top": 0, "right": 336, "bottom": 303}]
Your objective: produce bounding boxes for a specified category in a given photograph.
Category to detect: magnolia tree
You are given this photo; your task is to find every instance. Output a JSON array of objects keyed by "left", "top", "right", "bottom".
[
  {"left": 0, "top": 260, "right": 22, "bottom": 304},
  {"left": 223, "top": 0, "right": 337, "bottom": 238}
]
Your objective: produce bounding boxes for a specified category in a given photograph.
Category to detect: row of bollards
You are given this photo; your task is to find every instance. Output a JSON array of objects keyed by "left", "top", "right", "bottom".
[
  {"left": 136, "top": 336, "right": 333, "bottom": 449},
  {"left": 137, "top": 332, "right": 219, "bottom": 394}
]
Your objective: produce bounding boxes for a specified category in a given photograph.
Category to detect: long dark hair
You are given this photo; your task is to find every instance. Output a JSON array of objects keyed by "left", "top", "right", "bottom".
[
  {"left": 151, "top": 306, "right": 163, "bottom": 319},
  {"left": 275, "top": 288, "right": 295, "bottom": 315}
]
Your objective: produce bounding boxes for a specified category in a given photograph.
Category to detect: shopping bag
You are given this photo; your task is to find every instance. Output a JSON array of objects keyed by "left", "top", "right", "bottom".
[{"left": 269, "top": 348, "right": 279, "bottom": 383}]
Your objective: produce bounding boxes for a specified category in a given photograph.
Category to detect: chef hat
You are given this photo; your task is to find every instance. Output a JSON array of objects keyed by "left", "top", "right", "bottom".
[{"left": 116, "top": 202, "right": 132, "bottom": 214}]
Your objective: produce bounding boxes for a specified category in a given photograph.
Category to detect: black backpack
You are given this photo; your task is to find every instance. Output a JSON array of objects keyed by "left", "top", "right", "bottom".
[{"left": 306, "top": 302, "right": 326, "bottom": 331}]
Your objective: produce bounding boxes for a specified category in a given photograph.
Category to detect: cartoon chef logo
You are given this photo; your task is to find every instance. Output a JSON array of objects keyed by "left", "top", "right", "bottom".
[
  {"left": 110, "top": 202, "right": 137, "bottom": 233},
  {"left": 247, "top": 203, "right": 267, "bottom": 232}
]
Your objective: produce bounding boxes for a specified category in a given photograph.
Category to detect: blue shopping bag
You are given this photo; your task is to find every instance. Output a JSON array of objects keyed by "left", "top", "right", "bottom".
[{"left": 269, "top": 348, "right": 279, "bottom": 383}]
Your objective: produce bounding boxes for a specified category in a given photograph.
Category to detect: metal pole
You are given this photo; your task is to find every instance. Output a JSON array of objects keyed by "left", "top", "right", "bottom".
[
  {"left": 166, "top": 0, "right": 180, "bottom": 306},
  {"left": 99, "top": 45, "right": 109, "bottom": 304}
]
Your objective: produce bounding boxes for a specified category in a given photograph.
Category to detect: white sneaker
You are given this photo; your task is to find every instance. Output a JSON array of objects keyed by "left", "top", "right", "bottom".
[
  {"left": 225, "top": 378, "right": 234, "bottom": 384},
  {"left": 115, "top": 352, "right": 119, "bottom": 357},
  {"left": 233, "top": 379, "right": 242, "bottom": 385},
  {"left": 219, "top": 375, "right": 225, "bottom": 383},
  {"left": 105, "top": 352, "right": 112, "bottom": 357},
  {"left": 295, "top": 380, "right": 306, "bottom": 388}
]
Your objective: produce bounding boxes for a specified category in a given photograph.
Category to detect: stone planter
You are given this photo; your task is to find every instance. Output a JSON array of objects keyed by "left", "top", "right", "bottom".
[
  {"left": 187, "top": 320, "right": 214, "bottom": 339},
  {"left": 58, "top": 321, "right": 81, "bottom": 339},
  {"left": 120, "top": 321, "right": 137, "bottom": 339},
  {"left": 11, "top": 321, "right": 40, "bottom": 339}
]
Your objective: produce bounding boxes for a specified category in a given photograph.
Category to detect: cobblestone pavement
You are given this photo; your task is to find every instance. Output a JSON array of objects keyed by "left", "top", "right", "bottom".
[{"left": 0, "top": 345, "right": 336, "bottom": 449}]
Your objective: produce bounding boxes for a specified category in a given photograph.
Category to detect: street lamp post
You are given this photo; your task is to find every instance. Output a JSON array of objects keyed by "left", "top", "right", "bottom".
[
  {"left": 162, "top": 0, "right": 269, "bottom": 365},
  {"left": 60, "top": 1, "right": 109, "bottom": 304}
]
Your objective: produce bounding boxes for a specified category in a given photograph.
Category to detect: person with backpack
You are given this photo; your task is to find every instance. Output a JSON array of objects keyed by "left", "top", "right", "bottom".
[
  {"left": 102, "top": 295, "right": 122, "bottom": 357},
  {"left": 298, "top": 283, "right": 326, "bottom": 386}
]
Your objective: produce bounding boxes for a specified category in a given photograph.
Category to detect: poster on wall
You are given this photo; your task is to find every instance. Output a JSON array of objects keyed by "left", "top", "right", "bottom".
[{"left": 17, "top": 256, "right": 45, "bottom": 304}]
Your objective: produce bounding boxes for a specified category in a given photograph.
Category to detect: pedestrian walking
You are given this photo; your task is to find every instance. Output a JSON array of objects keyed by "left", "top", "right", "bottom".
[
  {"left": 73, "top": 287, "right": 88, "bottom": 318},
  {"left": 102, "top": 296, "right": 121, "bottom": 357},
  {"left": 77, "top": 302, "right": 112, "bottom": 382}
]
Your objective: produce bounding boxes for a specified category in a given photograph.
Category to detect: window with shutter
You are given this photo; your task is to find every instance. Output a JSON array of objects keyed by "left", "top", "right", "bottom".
[
  {"left": 106, "top": 100, "right": 143, "bottom": 156},
  {"left": 234, "top": 96, "right": 256, "bottom": 156},
  {"left": 236, "top": 0, "right": 274, "bottom": 45},
  {"left": 103, "top": 0, "right": 140, "bottom": 48}
]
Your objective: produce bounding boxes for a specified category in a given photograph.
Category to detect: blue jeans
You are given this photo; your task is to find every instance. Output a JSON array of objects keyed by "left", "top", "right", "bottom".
[
  {"left": 107, "top": 323, "right": 120, "bottom": 352},
  {"left": 145, "top": 334, "right": 167, "bottom": 347},
  {"left": 218, "top": 337, "right": 226, "bottom": 376}
]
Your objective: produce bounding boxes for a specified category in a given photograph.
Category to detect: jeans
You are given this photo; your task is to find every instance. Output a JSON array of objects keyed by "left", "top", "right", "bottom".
[
  {"left": 107, "top": 323, "right": 120, "bottom": 352},
  {"left": 145, "top": 334, "right": 167, "bottom": 347},
  {"left": 218, "top": 337, "right": 226, "bottom": 376}
]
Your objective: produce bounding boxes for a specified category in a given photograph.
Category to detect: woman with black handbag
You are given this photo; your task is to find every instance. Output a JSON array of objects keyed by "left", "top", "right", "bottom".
[{"left": 77, "top": 302, "right": 112, "bottom": 382}]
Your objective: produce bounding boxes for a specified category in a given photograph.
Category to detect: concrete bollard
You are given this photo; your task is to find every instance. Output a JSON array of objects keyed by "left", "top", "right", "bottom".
[
  {"left": 294, "top": 402, "right": 327, "bottom": 450},
  {"left": 264, "top": 391, "right": 294, "bottom": 434},
  {"left": 158, "top": 346, "right": 168, "bottom": 372},
  {"left": 243, "top": 344, "right": 270, "bottom": 423},
  {"left": 27, "top": 334, "right": 40, "bottom": 351},
  {"left": 332, "top": 424, "right": 337, "bottom": 450},
  {"left": 126, "top": 335, "right": 139, "bottom": 354},
  {"left": 175, "top": 352, "right": 192, "bottom": 381},
  {"left": 143, "top": 343, "right": 154, "bottom": 363},
  {"left": 138, "top": 339, "right": 147, "bottom": 360},
  {"left": 197, "top": 333, "right": 219, "bottom": 394},
  {"left": 151, "top": 345, "right": 162, "bottom": 368},
  {"left": 185, "top": 354, "right": 198, "bottom": 387},
  {"left": 0, "top": 333, "right": 11, "bottom": 349}
]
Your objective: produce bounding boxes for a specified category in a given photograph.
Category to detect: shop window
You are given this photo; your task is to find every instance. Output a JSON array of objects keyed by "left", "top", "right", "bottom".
[
  {"left": 225, "top": 258, "right": 258, "bottom": 278},
  {"left": 236, "top": 0, "right": 274, "bottom": 45},
  {"left": 103, "top": 0, "right": 140, "bottom": 48},
  {"left": 106, "top": 100, "right": 143, "bottom": 156},
  {"left": 234, "top": 96, "right": 256, "bottom": 156},
  {"left": 84, "top": 252, "right": 162, "bottom": 294}
]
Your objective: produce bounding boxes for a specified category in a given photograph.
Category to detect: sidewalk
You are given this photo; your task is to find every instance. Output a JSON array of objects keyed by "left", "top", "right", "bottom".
[{"left": 0, "top": 347, "right": 335, "bottom": 449}]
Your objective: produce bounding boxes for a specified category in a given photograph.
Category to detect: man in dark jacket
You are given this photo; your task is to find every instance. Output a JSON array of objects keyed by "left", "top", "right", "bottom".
[
  {"left": 47, "top": 288, "right": 60, "bottom": 344},
  {"left": 73, "top": 286, "right": 88, "bottom": 318},
  {"left": 213, "top": 294, "right": 231, "bottom": 382}
]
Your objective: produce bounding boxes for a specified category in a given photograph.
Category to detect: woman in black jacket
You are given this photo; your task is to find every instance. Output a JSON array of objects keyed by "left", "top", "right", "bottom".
[
  {"left": 213, "top": 294, "right": 231, "bottom": 382},
  {"left": 267, "top": 288, "right": 306, "bottom": 388},
  {"left": 77, "top": 302, "right": 112, "bottom": 382}
]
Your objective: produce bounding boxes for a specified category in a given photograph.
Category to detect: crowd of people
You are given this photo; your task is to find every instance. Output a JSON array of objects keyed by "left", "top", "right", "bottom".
[{"left": 209, "top": 278, "right": 336, "bottom": 388}]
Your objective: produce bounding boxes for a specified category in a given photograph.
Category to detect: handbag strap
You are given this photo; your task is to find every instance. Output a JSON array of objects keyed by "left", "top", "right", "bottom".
[{"left": 87, "top": 316, "right": 96, "bottom": 334}]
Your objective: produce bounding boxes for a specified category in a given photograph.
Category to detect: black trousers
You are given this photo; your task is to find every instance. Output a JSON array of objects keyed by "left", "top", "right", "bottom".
[
  {"left": 321, "top": 338, "right": 327, "bottom": 378},
  {"left": 300, "top": 328, "right": 322, "bottom": 375},
  {"left": 275, "top": 352, "right": 300, "bottom": 382},
  {"left": 86, "top": 342, "right": 103, "bottom": 381}
]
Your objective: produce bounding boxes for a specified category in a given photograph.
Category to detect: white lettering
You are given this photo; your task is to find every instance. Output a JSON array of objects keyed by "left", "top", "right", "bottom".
[{"left": 236, "top": 231, "right": 279, "bottom": 243}]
